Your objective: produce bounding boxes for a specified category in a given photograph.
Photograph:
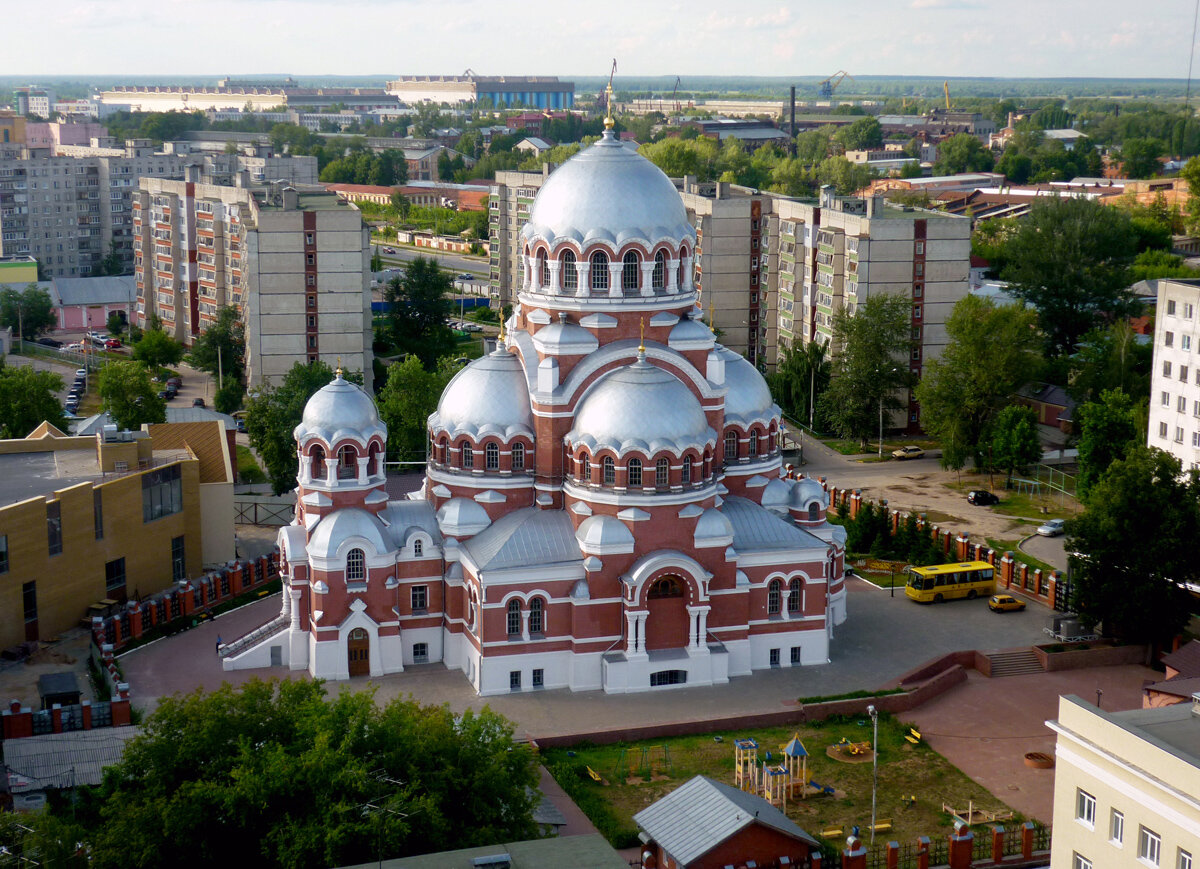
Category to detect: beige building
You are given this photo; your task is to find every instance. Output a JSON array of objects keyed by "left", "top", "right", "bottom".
[
  {"left": 1047, "top": 693, "right": 1199, "bottom": 869},
  {"left": 132, "top": 174, "right": 373, "bottom": 390},
  {"left": 0, "top": 420, "right": 235, "bottom": 650}
]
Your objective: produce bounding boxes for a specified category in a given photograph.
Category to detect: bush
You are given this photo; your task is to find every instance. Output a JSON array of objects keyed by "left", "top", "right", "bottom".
[{"left": 546, "top": 761, "right": 640, "bottom": 848}]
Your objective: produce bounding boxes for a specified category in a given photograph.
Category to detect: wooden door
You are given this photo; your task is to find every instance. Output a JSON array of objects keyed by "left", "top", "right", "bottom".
[{"left": 347, "top": 628, "right": 369, "bottom": 677}]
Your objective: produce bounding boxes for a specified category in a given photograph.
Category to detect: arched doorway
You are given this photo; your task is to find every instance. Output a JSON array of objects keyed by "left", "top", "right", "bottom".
[
  {"left": 347, "top": 627, "right": 369, "bottom": 676},
  {"left": 645, "top": 576, "right": 689, "bottom": 651}
]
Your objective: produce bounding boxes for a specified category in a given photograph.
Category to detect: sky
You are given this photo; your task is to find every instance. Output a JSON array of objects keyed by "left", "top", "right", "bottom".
[{"left": 2, "top": 0, "right": 1195, "bottom": 81}]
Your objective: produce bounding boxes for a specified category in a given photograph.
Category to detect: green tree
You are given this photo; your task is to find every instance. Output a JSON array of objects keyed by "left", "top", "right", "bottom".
[
  {"left": 106, "top": 310, "right": 127, "bottom": 337},
  {"left": 383, "top": 256, "right": 455, "bottom": 369},
  {"left": 131, "top": 327, "right": 184, "bottom": 370},
  {"left": 769, "top": 338, "right": 830, "bottom": 428},
  {"left": 934, "top": 133, "right": 995, "bottom": 175},
  {"left": 370, "top": 247, "right": 383, "bottom": 272},
  {"left": 376, "top": 355, "right": 457, "bottom": 462},
  {"left": 1068, "top": 321, "right": 1153, "bottom": 406},
  {"left": 815, "top": 156, "right": 874, "bottom": 195},
  {"left": 99, "top": 361, "right": 165, "bottom": 430},
  {"left": 55, "top": 679, "right": 538, "bottom": 869},
  {"left": 390, "top": 190, "right": 412, "bottom": 219},
  {"left": 818, "top": 295, "right": 914, "bottom": 450},
  {"left": 997, "top": 197, "right": 1139, "bottom": 356},
  {"left": 96, "top": 240, "right": 126, "bottom": 276},
  {"left": 1117, "top": 137, "right": 1165, "bottom": 179},
  {"left": 244, "top": 361, "right": 360, "bottom": 494},
  {"left": 1075, "top": 388, "right": 1139, "bottom": 499},
  {"left": 638, "top": 137, "right": 720, "bottom": 181},
  {"left": 1067, "top": 447, "right": 1199, "bottom": 647},
  {"left": 1179, "top": 155, "right": 1200, "bottom": 231},
  {"left": 187, "top": 306, "right": 245, "bottom": 384},
  {"left": 213, "top": 379, "right": 245, "bottom": 415},
  {"left": 989, "top": 405, "right": 1041, "bottom": 486},
  {"left": 833, "top": 116, "right": 883, "bottom": 152},
  {"left": 0, "top": 361, "right": 63, "bottom": 437},
  {"left": 794, "top": 126, "right": 837, "bottom": 164},
  {"left": 915, "top": 296, "right": 1042, "bottom": 470},
  {"left": 0, "top": 283, "right": 56, "bottom": 340}
]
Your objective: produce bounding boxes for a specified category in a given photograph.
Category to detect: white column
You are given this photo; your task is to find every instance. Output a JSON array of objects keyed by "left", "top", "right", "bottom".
[
  {"left": 608, "top": 261, "right": 622, "bottom": 299},
  {"left": 356, "top": 456, "right": 368, "bottom": 485},
  {"left": 698, "top": 609, "right": 709, "bottom": 646},
  {"left": 289, "top": 589, "right": 302, "bottom": 630},
  {"left": 529, "top": 256, "right": 542, "bottom": 293},
  {"left": 667, "top": 258, "right": 679, "bottom": 293},
  {"left": 574, "top": 261, "right": 587, "bottom": 296},
  {"left": 546, "top": 261, "right": 561, "bottom": 295},
  {"left": 523, "top": 255, "right": 534, "bottom": 290},
  {"left": 521, "top": 609, "right": 530, "bottom": 642},
  {"left": 681, "top": 254, "right": 693, "bottom": 292},
  {"left": 686, "top": 606, "right": 703, "bottom": 650},
  {"left": 298, "top": 453, "right": 311, "bottom": 485},
  {"left": 625, "top": 611, "right": 639, "bottom": 655},
  {"left": 640, "top": 261, "right": 655, "bottom": 297},
  {"left": 280, "top": 584, "right": 292, "bottom": 619},
  {"left": 324, "top": 458, "right": 336, "bottom": 485},
  {"left": 636, "top": 612, "right": 649, "bottom": 655}
]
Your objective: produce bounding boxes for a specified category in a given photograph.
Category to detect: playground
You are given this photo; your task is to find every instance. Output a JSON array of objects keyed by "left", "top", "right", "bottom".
[{"left": 542, "top": 713, "right": 1022, "bottom": 849}]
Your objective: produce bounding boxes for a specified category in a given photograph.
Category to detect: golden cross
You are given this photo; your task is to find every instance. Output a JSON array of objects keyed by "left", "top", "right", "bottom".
[
  {"left": 708, "top": 304, "right": 716, "bottom": 334},
  {"left": 639, "top": 316, "right": 645, "bottom": 352}
]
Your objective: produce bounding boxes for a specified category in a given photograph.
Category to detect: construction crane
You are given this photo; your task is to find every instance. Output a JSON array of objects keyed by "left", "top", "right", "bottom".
[
  {"left": 598, "top": 58, "right": 617, "bottom": 113},
  {"left": 818, "top": 71, "right": 853, "bottom": 100},
  {"left": 943, "top": 81, "right": 951, "bottom": 110},
  {"left": 672, "top": 76, "right": 682, "bottom": 114}
]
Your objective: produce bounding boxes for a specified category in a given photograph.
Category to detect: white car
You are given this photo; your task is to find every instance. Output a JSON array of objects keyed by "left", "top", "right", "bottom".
[{"left": 1036, "top": 519, "right": 1065, "bottom": 537}]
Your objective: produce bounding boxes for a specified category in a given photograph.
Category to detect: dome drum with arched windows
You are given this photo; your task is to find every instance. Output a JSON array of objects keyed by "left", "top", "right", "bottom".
[{"left": 293, "top": 372, "right": 387, "bottom": 489}]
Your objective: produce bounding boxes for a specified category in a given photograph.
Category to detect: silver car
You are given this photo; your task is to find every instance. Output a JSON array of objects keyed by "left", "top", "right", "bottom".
[{"left": 1036, "top": 519, "right": 1065, "bottom": 537}]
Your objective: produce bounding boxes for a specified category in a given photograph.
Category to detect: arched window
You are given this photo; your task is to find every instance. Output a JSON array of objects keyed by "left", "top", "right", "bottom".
[
  {"left": 437, "top": 438, "right": 448, "bottom": 464},
  {"left": 724, "top": 430, "right": 738, "bottom": 461},
  {"left": 603, "top": 456, "right": 615, "bottom": 485},
  {"left": 748, "top": 432, "right": 758, "bottom": 457},
  {"left": 581, "top": 453, "right": 591, "bottom": 482},
  {"left": 529, "top": 597, "right": 544, "bottom": 634},
  {"left": 622, "top": 251, "right": 639, "bottom": 293},
  {"left": 368, "top": 442, "right": 381, "bottom": 475},
  {"left": 788, "top": 577, "right": 802, "bottom": 614},
  {"left": 590, "top": 252, "right": 609, "bottom": 291},
  {"left": 808, "top": 501, "right": 821, "bottom": 522},
  {"left": 506, "top": 599, "right": 521, "bottom": 636},
  {"left": 656, "top": 457, "right": 669, "bottom": 488},
  {"left": 681, "top": 456, "right": 692, "bottom": 484},
  {"left": 538, "top": 251, "right": 549, "bottom": 288},
  {"left": 678, "top": 246, "right": 688, "bottom": 287},
  {"left": 346, "top": 548, "right": 365, "bottom": 583},
  {"left": 628, "top": 458, "right": 642, "bottom": 487},
  {"left": 652, "top": 250, "right": 666, "bottom": 289},
  {"left": 767, "top": 579, "right": 781, "bottom": 615},
  {"left": 512, "top": 442, "right": 525, "bottom": 470},
  {"left": 649, "top": 577, "right": 683, "bottom": 598},
  {"left": 461, "top": 443, "right": 473, "bottom": 469},
  {"left": 413, "top": 539, "right": 423, "bottom": 557},
  {"left": 769, "top": 428, "right": 778, "bottom": 453},
  {"left": 703, "top": 449, "right": 712, "bottom": 478},
  {"left": 309, "top": 444, "right": 326, "bottom": 478},
  {"left": 485, "top": 442, "right": 499, "bottom": 470},
  {"left": 561, "top": 250, "right": 578, "bottom": 292},
  {"left": 338, "top": 445, "right": 357, "bottom": 479}
]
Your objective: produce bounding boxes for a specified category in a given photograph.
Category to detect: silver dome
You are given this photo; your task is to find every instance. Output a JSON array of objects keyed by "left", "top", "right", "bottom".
[
  {"left": 521, "top": 131, "right": 696, "bottom": 249},
  {"left": 791, "top": 477, "right": 828, "bottom": 511},
  {"left": 532, "top": 316, "right": 599, "bottom": 355},
  {"left": 436, "top": 498, "right": 492, "bottom": 537},
  {"left": 575, "top": 514, "right": 635, "bottom": 552},
  {"left": 567, "top": 356, "right": 716, "bottom": 455},
  {"left": 694, "top": 508, "right": 734, "bottom": 543},
  {"left": 307, "top": 508, "right": 393, "bottom": 559},
  {"left": 669, "top": 314, "right": 716, "bottom": 351},
  {"left": 761, "top": 477, "right": 792, "bottom": 512},
  {"left": 718, "top": 347, "right": 780, "bottom": 426},
  {"left": 294, "top": 373, "right": 386, "bottom": 446},
  {"left": 429, "top": 349, "right": 534, "bottom": 440}
]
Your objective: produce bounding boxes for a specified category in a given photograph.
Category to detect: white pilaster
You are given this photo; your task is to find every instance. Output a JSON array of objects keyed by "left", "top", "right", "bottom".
[
  {"left": 546, "top": 261, "right": 561, "bottom": 295},
  {"left": 640, "top": 261, "right": 655, "bottom": 296},
  {"left": 668, "top": 258, "right": 680, "bottom": 292},
  {"left": 608, "top": 261, "right": 622, "bottom": 299}
]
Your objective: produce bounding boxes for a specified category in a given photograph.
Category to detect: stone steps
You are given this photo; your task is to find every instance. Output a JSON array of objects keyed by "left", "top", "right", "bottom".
[{"left": 987, "top": 648, "right": 1043, "bottom": 678}]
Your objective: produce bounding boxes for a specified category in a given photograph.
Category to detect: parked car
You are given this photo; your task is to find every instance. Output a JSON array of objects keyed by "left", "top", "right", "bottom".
[
  {"left": 236, "top": 418, "right": 247, "bottom": 433},
  {"left": 967, "top": 490, "right": 1000, "bottom": 506},
  {"left": 988, "top": 594, "right": 1027, "bottom": 613},
  {"left": 383, "top": 247, "right": 396, "bottom": 254},
  {"left": 104, "top": 338, "right": 121, "bottom": 349},
  {"left": 164, "top": 385, "right": 178, "bottom": 399},
  {"left": 891, "top": 445, "right": 925, "bottom": 461},
  {"left": 192, "top": 397, "right": 206, "bottom": 408},
  {"left": 37, "top": 337, "right": 62, "bottom": 348},
  {"left": 458, "top": 273, "right": 474, "bottom": 280},
  {"left": 1036, "top": 518, "right": 1066, "bottom": 537},
  {"left": 65, "top": 342, "right": 85, "bottom": 352},
  {"left": 463, "top": 323, "right": 483, "bottom": 333},
  {"left": 166, "top": 376, "right": 182, "bottom": 388},
  {"left": 157, "top": 390, "right": 170, "bottom": 401},
  {"left": 75, "top": 368, "right": 87, "bottom": 379}
]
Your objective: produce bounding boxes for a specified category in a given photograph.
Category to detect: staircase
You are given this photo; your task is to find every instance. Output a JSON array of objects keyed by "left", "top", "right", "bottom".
[{"left": 986, "top": 648, "right": 1043, "bottom": 677}]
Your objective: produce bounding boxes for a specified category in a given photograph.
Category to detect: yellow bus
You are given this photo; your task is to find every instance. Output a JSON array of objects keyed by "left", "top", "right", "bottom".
[{"left": 904, "top": 561, "right": 995, "bottom": 603}]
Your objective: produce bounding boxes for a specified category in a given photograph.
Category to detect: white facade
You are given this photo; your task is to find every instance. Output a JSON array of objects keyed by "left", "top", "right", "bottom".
[{"left": 1147, "top": 279, "right": 1200, "bottom": 469}]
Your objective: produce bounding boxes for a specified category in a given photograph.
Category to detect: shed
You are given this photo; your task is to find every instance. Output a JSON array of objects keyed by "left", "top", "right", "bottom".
[{"left": 36, "top": 671, "right": 81, "bottom": 710}]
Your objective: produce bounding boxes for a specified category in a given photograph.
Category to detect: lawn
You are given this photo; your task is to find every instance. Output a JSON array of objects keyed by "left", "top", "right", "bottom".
[
  {"left": 236, "top": 446, "right": 267, "bottom": 485},
  {"left": 542, "top": 713, "right": 1020, "bottom": 850},
  {"left": 985, "top": 538, "right": 1058, "bottom": 576}
]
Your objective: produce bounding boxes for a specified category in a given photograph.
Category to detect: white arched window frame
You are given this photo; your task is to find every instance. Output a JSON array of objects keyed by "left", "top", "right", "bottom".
[
  {"left": 337, "top": 445, "right": 357, "bottom": 479},
  {"left": 603, "top": 456, "right": 615, "bottom": 485},
  {"left": 652, "top": 251, "right": 666, "bottom": 289},
  {"left": 461, "top": 442, "right": 473, "bottom": 469},
  {"left": 767, "top": 579, "right": 781, "bottom": 615},
  {"left": 628, "top": 458, "right": 643, "bottom": 487},
  {"left": 538, "top": 251, "right": 549, "bottom": 288},
  {"left": 512, "top": 442, "right": 525, "bottom": 470},
  {"left": 622, "top": 251, "right": 639, "bottom": 293},
  {"left": 590, "top": 252, "right": 609, "bottom": 291},
  {"left": 346, "top": 548, "right": 366, "bottom": 582},
  {"left": 788, "top": 577, "right": 802, "bottom": 614},
  {"left": 529, "top": 597, "right": 544, "bottom": 634},
  {"left": 561, "top": 250, "right": 578, "bottom": 292},
  {"left": 656, "top": 457, "right": 669, "bottom": 488},
  {"left": 413, "top": 538, "right": 423, "bottom": 557},
  {"left": 506, "top": 599, "right": 521, "bottom": 636},
  {"left": 485, "top": 442, "right": 500, "bottom": 470},
  {"left": 724, "top": 430, "right": 738, "bottom": 460},
  {"left": 748, "top": 431, "right": 758, "bottom": 457},
  {"left": 678, "top": 247, "right": 688, "bottom": 287},
  {"left": 581, "top": 453, "right": 591, "bottom": 481},
  {"left": 808, "top": 501, "right": 821, "bottom": 522},
  {"left": 681, "top": 456, "right": 692, "bottom": 484}
]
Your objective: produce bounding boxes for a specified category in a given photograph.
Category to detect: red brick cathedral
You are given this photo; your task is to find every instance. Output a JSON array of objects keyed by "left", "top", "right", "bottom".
[{"left": 224, "top": 127, "right": 848, "bottom": 694}]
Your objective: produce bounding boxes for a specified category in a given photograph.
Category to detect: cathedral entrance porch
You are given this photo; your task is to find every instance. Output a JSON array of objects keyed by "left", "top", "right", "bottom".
[
  {"left": 347, "top": 627, "right": 370, "bottom": 677},
  {"left": 600, "top": 643, "right": 730, "bottom": 694}
]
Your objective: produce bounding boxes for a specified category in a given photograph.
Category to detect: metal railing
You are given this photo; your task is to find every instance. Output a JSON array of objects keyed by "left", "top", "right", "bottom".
[{"left": 219, "top": 614, "right": 288, "bottom": 659}]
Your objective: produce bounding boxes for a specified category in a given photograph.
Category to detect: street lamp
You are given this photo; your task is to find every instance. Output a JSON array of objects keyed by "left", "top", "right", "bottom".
[{"left": 868, "top": 704, "right": 879, "bottom": 844}]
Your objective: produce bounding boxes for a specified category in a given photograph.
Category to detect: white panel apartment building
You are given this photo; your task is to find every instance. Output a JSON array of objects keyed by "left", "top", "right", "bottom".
[
  {"left": 1148, "top": 279, "right": 1200, "bottom": 469},
  {"left": 1047, "top": 694, "right": 1199, "bottom": 869},
  {"left": 133, "top": 176, "right": 373, "bottom": 390}
]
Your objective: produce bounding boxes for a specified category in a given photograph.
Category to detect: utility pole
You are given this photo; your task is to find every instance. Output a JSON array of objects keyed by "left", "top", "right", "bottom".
[
  {"left": 217, "top": 344, "right": 223, "bottom": 391},
  {"left": 868, "top": 704, "right": 879, "bottom": 844}
]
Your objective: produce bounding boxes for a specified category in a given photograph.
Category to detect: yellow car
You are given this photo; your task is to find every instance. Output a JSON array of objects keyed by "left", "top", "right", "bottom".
[{"left": 988, "top": 594, "right": 1026, "bottom": 612}]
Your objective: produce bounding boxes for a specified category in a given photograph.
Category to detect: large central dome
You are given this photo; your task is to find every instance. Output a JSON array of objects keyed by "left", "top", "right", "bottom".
[{"left": 522, "top": 131, "right": 695, "bottom": 247}]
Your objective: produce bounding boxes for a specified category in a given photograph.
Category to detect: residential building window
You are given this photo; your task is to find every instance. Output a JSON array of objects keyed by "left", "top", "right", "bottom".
[
  {"left": 1184, "top": 365, "right": 1191, "bottom": 381},
  {"left": 767, "top": 579, "right": 781, "bottom": 614},
  {"left": 1176, "top": 426, "right": 1185, "bottom": 443},
  {"left": 628, "top": 458, "right": 642, "bottom": 487},
  {"left": 1073, "top": 855, "right": 1093, "bottom": 869},
  {"left": 1075, "top": 789, "right": 1096, "bottom": 827},
  {"left": 1160, "top": 421, "right": 1169, "bottom": 438},
  {"left": 411, "top": 585, "right": 428, "bottom": 612},
  {"left": 509, "top": 670, "right": 521, "bottom": 691},
  {"left": 1180, "top": 396, "right": 1188, "bottom": 413},
  {"left": 1178, "top": 849, "right": 1193, "bottom": 869},
  {"left": 561, "top": 250, "right": 577, "bottom": 291},
  {"left": 915, "top": 241, "right": 925, "bottom": 255},
  {"left": 23, "top": 581, "right": 36, "bottom": 625},
  {"left": 913, "top": 305, "right": 922, "bottom": 319},
  {"left": 622, "top": 251, "right": 639, "bottom": 292},
  {"left": 915, "top": 262, "right": 924, "bottom": 276},
  {"left": 46, "top": 501, "right": 62, "bottom": 556},
  {"left": 681, "top": 458, "right": 691, "bottom": 484},
  {"left": 346, "top": 548, "right": 365, "bottom": 583},
  {"left": 305, "top": 252, "right": 315, "bottom": 266},
  {"left": 461, "top": 443, "right": 473, "bottom": 469},
  {"left": 603, "top": 456, "right": 615, "bottom": 484},
  {"left": 0, "top": 535, "right": 7, "bottom": 573},
  {"left": 1139, "top": 827, "right": 1161, "bottom": 865},
  {"left": 590, "top": 252, "right": 609, "bottom": 291},
  {"left": 485, "top": 442, "right": 499, "bottom": 470},
  {"left": 412, "top": 642, "right": 429, "bottom": 663},
  {"left": 1164, "top": 360, "right": 1173, "bottom": 377},
  {"left": 512, "top": 442, "right": 525, "bottom": 470},
  {"left": 652, "top": 251, "right": 666, "bottom": 288},
  {"left": 725, "top": 430, "right": 738, "bottom": 460},
  {"left": 1110, "top": 810, "right": 1124, "bottom": 845},
  {"left": 1186, "top": 303, "right": 1195, "bottom": 319},
  {"left": 142, "top": 463, "right": 182, "bottom": 522},
  {"left": 507, "top": 599, "right": 521, "bottom": 636},
  {"left": 913, "top": 283, "right": 923, "bottom": 298},
  {"left": 105, "top": 557, "right": 126, "bottom": 593},
  {"left": 1185, "top": 335, "right": 1193, "bottom": 351},
  {"left": 1163, "top": 391, "right": 1171, "bottom": 406},
  {"left": 1166, "top": 331, "right": 1175, "bottom": 347},
  {"left": 305, "top": 232, "right": 314, "bottom": 246},
  {"left": 171, "top": 535, "right": 185, "bottom": 582},
  {"left": 532, "top": 668, "right": 544, "bottom": 688},
  {"left": 1168, "top": 300, "right": 1177, "bottom": 315},
  {"left": 307, "top": 293, "right": 316, "bottom": 308},
  {"left": 788, "top": 577, "right": 802, "bottom": 613},
  {"left": 529, "top": 597, "right": 544, "bottom": 634}
]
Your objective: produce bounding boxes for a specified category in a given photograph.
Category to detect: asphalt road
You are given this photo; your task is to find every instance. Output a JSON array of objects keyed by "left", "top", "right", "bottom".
[{"left": 380, "top": 246, "right": 489, "bottom": 278}]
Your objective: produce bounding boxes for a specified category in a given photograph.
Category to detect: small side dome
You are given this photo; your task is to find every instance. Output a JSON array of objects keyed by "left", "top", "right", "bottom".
[
  {"left": 791, "top": 478, "right": 829, "bottom": 521},
  {"left": 717, "top": 346, "right": 779, "bottom": 426},
  {"left": 533, "top": 315, "right": 599, "bottom": 355},
  {"left": 694, "top": 507, "right": 734, "bottom": 546},
  {"left": 761, "top": 477, "right": 792, "bottom": 513},
  {"left": 668, "top": 313, "right": 716, "bottom": 351},
  {"left": 294, "top": 372, "right": 386, "bottom": 447},
  {"left": 436, "top": 498, "right": 492, "bottom": 537},
  {"left": 429, "top": 349, "right": 534, "bottom": 440},
  {"left": 307, "top": 508, "right": 392, "bottom": 560},
  {"left": 575, "top": 514, "right": 635, "bottom": 553}
]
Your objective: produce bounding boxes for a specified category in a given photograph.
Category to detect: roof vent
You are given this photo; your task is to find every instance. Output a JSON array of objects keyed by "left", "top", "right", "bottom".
[
  {"left": 470, "top": 855, "right": 511, "bottom": 869},
  {"left": 1192, "top": 691, "right": 1200, "bottom": 717}
]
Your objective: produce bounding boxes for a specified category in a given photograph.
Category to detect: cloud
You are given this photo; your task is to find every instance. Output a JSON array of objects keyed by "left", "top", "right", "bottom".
[{"left": 910, "top": 0, "right": 982, "bottom": 8}]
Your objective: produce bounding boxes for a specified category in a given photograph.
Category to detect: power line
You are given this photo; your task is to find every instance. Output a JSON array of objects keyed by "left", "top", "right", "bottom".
[{"left": 1187, "top": 0, "right": 1200, "bottom": 109}]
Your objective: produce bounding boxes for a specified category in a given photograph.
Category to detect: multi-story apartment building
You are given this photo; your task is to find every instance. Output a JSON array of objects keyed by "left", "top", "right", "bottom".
[
  {"left": 132, "top": 174, "right": 373, "bottom": 389},
  {"left": 488, "top": 166, "right": 550, "bottom": 303},
  {"left": 13, "top": 87, "right": 55, "bottom": 119},
  {"left": 0, "top": 137, "right": 316, "bottom": 279},
  {"left": 1047, "top": 693, "right": 1199, "bottom": 869},
  {"left": 1147, "top": 279, "right": 1200, "bottom": 469}
]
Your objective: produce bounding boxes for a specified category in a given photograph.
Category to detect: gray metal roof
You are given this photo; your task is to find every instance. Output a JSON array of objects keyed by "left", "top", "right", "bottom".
[
  {"left": 336, "top": 833, "right": 626, "bottom": 869},
  {"left": 73, "top": 407, "right": 237, "bottom": 435},
  {"left": 464, "top": 507, "right": 580, "bottom": 571},
  {"left": 380, "top": 500, "right": 442, "bottom": 548},
  {"left": 4, "top": 726, "right": 143, "bottom": 791},
  {"left": 53, "top": 275, "right": 136, "bottom": 307},
  {"left": 634, "top": 775, "right": 818, "bottom": 865},
  {"left": 722, "top": 495, "right": 825, "bottom": 552}
]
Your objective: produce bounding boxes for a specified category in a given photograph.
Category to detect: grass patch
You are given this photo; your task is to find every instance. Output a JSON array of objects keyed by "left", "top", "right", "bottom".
[
  {"left": 986, "top": 538, "right": 1057, "bottom": 575},
  {"left": 942, "top": 476, "right": 1079, "bottom": 522},
  {"left": 800, "top": 688, "right": 905, "bottom": 704},
  {"left": 236, "top": 446, "right": 266, "bottom": 485},
  {"left": 542, "top": 714, "right": 1017, "bottom": 849}
]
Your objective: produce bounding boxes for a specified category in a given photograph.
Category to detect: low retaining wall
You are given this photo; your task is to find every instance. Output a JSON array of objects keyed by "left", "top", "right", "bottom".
[{"left": 1034, "top": 642, "right": 1147, "bottom": 672}]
